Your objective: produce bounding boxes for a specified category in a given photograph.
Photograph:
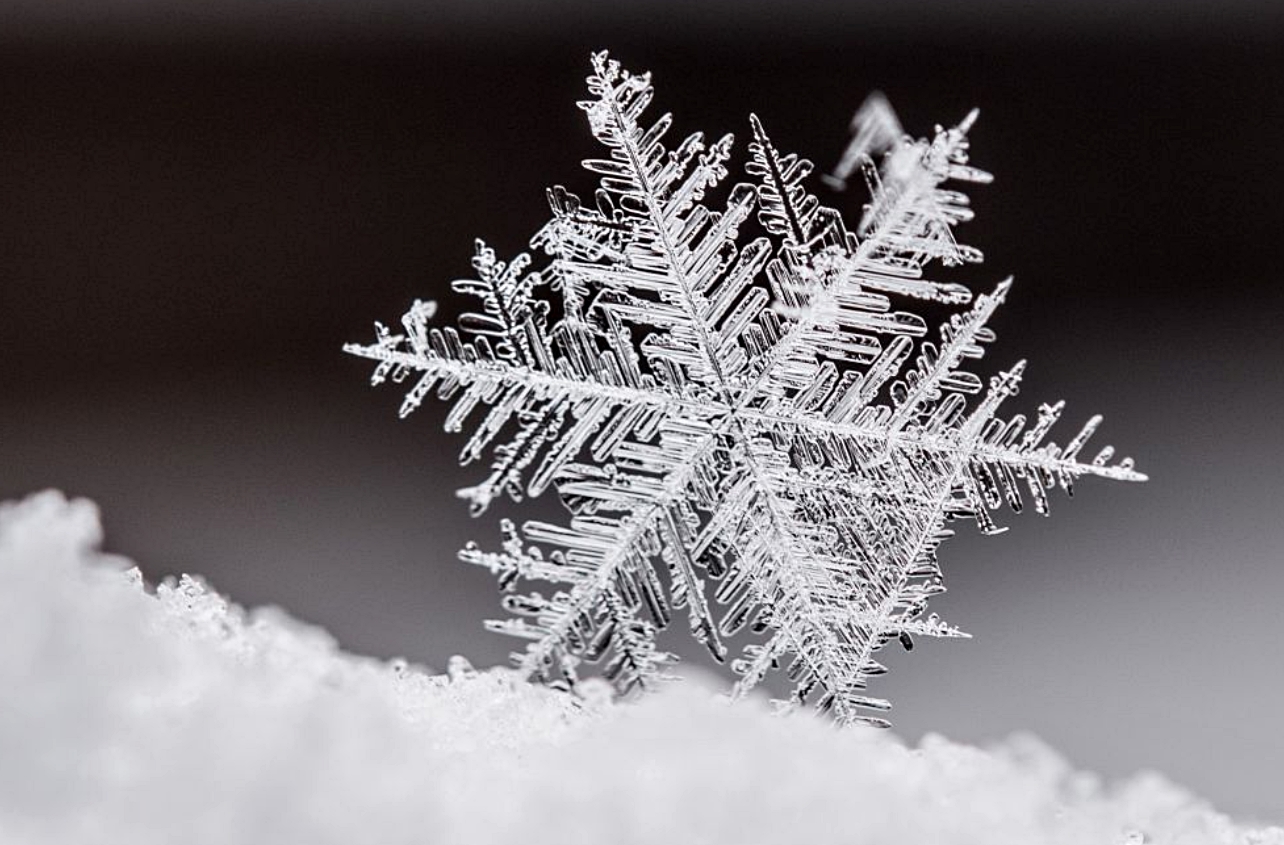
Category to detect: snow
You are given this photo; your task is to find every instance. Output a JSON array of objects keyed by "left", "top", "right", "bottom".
[{"left": 1, "top": 490, "right": 1277, "bottom": 844}]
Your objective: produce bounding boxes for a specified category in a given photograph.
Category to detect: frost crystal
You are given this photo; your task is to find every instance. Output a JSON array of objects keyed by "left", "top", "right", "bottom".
[{"left": 345, "top": 51, "right": 1146, "bottom": 726}]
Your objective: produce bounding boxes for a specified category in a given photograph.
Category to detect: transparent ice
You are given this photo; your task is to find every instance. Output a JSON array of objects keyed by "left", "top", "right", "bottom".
[{"left": 346, "top": 51, "right": 1146, "bottom": 726}]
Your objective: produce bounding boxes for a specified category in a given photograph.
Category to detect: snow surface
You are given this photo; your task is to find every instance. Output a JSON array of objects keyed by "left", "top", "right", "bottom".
[{"left": 1, "top": 490, "right": 1278, "bottom": 845}]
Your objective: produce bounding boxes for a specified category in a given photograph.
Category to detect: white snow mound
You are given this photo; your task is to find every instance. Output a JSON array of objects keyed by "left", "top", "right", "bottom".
[{"left": 0, "top": 490, "right": 1277, "bottom": 845}]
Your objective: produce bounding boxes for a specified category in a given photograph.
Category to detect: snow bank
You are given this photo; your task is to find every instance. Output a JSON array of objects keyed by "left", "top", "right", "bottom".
[{"left": 0, "top": 490, "right": 1277, "bottom": 844}]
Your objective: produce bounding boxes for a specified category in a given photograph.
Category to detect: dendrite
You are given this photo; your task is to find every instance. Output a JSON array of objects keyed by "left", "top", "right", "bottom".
[{"left": 345, "top": 52, "right": 1144, "bottom": 726}]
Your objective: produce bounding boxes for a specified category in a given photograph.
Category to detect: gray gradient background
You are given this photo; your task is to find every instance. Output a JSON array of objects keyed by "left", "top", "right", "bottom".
[{"left": 1, "top": 0, "right": 1282, "bottom": 822}]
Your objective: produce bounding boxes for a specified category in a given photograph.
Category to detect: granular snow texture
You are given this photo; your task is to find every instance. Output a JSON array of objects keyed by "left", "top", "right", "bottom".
[{"left": 0, "top": 490, "right": 1278, "bottom": 845}]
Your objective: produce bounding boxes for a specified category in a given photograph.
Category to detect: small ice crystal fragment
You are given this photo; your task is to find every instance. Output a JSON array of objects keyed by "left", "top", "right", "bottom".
[{"left": 448, "top": 655, "right": 478, "bottom": 682}]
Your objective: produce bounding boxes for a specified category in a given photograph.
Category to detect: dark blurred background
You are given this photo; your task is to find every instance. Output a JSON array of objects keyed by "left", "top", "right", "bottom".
[{"left": 1, "top": 0, "right": 1282, "bottom": 821}]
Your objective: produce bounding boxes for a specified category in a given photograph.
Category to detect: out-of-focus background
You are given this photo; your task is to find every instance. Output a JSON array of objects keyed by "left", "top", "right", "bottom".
[{"left": 1, "top": 0, "right": 1281, "bottom": 821}]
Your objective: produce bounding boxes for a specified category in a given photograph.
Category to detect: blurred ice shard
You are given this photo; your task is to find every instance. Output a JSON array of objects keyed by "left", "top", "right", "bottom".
[{"left": 1, "top": 490, "right": 1276, "bottom": 844}]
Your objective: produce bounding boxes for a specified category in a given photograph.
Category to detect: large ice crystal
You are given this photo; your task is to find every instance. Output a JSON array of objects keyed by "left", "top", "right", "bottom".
[{"left": 346, "top": 51, "right": 1145, "bottom": 725}]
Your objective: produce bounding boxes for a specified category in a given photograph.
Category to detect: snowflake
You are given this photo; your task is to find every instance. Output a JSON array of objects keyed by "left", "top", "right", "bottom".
[{"left": 345, "top": 51, "right": 1145, "bottom": 726}]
